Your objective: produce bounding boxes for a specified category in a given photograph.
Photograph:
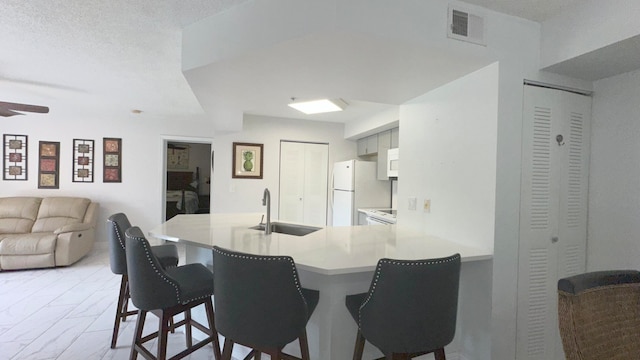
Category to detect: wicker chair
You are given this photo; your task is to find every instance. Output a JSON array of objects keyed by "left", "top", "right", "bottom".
[{"left": 558, "top": 270, "right": 640, "bottom": 360}]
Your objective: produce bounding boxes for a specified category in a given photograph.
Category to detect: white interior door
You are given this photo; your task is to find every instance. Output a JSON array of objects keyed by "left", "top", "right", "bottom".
[
  {"left": 303, "top": 143, "right": 328, "bottom": 226},
  {"left": 279, "top": 141, "right": 328, "bottom": 226},
  {"left": 516, "top": 85, "right": 591, "bottom": 360}
]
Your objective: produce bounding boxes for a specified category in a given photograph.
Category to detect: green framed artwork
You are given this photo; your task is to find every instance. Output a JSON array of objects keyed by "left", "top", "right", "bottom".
[{"left": 232, "top": 142, "right": 263, "bottom": 179}]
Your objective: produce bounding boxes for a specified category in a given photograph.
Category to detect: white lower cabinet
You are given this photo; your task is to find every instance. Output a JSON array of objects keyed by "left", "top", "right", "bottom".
[{"left": 516, "top": 85, "right": 591, "bottom": 359}]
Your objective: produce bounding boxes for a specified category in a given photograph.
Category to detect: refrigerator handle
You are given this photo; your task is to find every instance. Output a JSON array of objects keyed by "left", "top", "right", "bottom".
[{"left": 329, "top": 167, "right": 335, "bottom": 212}]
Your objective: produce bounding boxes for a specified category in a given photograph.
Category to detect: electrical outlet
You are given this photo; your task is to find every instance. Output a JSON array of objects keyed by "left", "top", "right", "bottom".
[
  {"left": 408, "top": 197, "right": 417, "bottom": 211},
  {"left": 423, "top": 199, "right": 431, "bottom": 213}
]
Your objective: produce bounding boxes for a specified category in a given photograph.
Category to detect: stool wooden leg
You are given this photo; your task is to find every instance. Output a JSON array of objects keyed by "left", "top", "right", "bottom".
[
  {"left": 185, "top": 308, "right": 193, "bottom": 348},
  {"left": 111, "top": 275, "right": 128, "bottom": 348},
  {"left": 299, "top": 329, "right": 311, "bottom": 360},
  {"left": 353, "top": 330, "right": 366, "bottom": 360},
  {"left": 157, "top": 310, "right": 170, "bottom": 360},
  {"left": 434, "top": 348, "right": 446, "bottom": 360},
  {"left": 204, "top": 299, "right": 222, "bottom": 360},
  {"left": 221, "top": 338, "right": 234, "bottom": 360},
  {"left": 130, "top": 310, "right": 146, "bottom": 360}
]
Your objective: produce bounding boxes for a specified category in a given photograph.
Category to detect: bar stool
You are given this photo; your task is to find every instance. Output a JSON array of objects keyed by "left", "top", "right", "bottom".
[
  {"left": 106, "top": 213, "right": 180, "bottom": 348},
  {"left": 345, "top": 254, "right": 461, "bottom": 360},
  {"left": 125, "top": 226, "right": 221, "bottom": 360},
  {"left": 212, "top": 246, "right": 319, "bottom": 360},
  {"left": 558, "top": 270, "right": 640, "bottom": 360}
]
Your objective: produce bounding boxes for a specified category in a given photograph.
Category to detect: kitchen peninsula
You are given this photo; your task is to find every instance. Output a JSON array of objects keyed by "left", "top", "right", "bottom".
[{"left": 149, "top": 213, "right": 493, "bottom": 359}]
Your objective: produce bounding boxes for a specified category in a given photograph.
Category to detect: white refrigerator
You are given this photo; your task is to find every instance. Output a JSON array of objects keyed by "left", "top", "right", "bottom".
[{"left": 331, "top": 160, "right": 391, "bottom": 226}]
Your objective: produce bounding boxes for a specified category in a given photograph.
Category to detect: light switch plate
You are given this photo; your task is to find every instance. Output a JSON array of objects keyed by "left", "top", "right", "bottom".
[
  {"left": 408, "top": 196, "right": 417, "bottom": 211},
  {"left": 423, "top": 199, "right": 431, "bottom": 213}
]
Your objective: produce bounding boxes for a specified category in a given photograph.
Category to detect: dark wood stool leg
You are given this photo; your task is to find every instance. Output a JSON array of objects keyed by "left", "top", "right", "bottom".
[
  {"left": 221, "top": 338, "right": 234, "bottom": 360},
  {"left": 204, "top": 298, "right": 222, "bottom": 360},
  {"left": 111, "top": 275, "right": 128, "bottom": 348},
  {"left": 130, "top": 309, "right": 146, "bottom": 360},
  {"left": 353, "top": 329, "right": 366, "bottom": 360},
  {"left": 157, "top": 310, "right": 170, "bottom": 360},
  {"left": 299, "top": 329, "right": 311, "bottom": 360},
  {"left": 185, "top": 308, "right": 193, "bottom": 348},
  {"left": 434, "top": 348, "right": 446, "bottom": 360}
]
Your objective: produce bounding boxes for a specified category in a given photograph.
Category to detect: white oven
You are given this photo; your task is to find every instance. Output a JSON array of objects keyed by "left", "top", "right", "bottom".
[
  {"left": 362, "top": 209, "right": 397, "bottom": 225},
  {"left": 366, "top": 215, "right": 395, "bottom": 225}
]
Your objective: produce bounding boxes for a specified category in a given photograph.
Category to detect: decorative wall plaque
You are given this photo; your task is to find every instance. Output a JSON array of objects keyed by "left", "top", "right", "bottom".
[
  {"left": 3, "top": 134, "right": 28, "bottom": 180},
  {"left": 38, "top": 141, "right": 60, "bottom": 189},
  {"left": 73, "top": 139, "right": 94, "bottom": 183},
  {"left": 103, "top": 137, "right": 122, "bottom": 183}
]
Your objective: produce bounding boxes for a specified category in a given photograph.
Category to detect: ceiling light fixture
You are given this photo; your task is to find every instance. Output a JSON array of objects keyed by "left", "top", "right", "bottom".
[{"left": 288, "top": 98, "right": 347, "bottom": 115}]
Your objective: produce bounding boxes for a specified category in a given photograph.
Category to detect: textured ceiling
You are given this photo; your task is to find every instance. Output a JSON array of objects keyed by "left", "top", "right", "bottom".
[
  {"left": 0, "top": 0, "right": 601, "bottom": 124},
  {"left": 461, "top": 0, "right": 583, "bottom": 21},
  {"left": 0, "top": 0, "right": 249, "bottom": 118}
]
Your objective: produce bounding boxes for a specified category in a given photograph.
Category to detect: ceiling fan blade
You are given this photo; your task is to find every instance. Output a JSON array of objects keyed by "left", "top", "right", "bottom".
[
  {"left": 0, "top": 107, "right": 24, "bottom": 117},
  {"left": 0, "top": 101, "right": 49, "bottom": 114}
]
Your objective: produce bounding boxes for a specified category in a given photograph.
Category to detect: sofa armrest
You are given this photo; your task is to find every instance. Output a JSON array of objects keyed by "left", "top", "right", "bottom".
[{"left": 54, "top": 222, "right": 92, "bottom": 234}]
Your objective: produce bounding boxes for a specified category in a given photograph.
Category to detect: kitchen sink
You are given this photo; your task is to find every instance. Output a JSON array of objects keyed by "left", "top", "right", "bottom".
[{"left": 249, "top": 222, "right": 321, "bottom": 236}]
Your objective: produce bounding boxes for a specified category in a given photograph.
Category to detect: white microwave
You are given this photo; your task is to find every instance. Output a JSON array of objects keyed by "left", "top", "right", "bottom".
[{"left": 387, "top": 148, "right": 399, "bottom": 178}]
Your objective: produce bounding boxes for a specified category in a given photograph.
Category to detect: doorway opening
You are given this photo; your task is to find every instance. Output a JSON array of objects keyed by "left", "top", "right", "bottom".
[{"left": 161, "top": 136, "right": 212, "bottom": 221}]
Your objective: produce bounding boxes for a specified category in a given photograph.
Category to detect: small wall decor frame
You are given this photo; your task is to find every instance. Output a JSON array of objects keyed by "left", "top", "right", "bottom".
[
  {"left": 103, "top": 137, "right": 122, "bottom": 183},
  {"left": 38, "top": 141, "right": 60, "bottom": 189},
  {"left": 167, "top": 144, "right": 189, "bottom": 170},
  {"left": 232, "top": 142, "right": 263, "bottom": 179},
  {"left": 73, "top": 139, "right": 94, "bottom": 183},
  {"left": 3, "top": 134, "right": 28, "bottom": 180}
]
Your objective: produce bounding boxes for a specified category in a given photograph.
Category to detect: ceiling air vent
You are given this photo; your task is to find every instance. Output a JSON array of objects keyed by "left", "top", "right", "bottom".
[{"left": 447, "top": 6, "right": 485, "bottom": 46}]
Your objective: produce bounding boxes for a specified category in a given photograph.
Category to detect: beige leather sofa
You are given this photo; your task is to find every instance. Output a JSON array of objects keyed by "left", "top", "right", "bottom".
[{"left": 0, "top": 196, "right": 98, "bottom": 270}]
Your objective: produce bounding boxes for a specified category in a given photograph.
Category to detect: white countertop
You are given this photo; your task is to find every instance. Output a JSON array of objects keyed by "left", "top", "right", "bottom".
[{"left": 149, "top": 213, "right": 492, "bottom": 275}]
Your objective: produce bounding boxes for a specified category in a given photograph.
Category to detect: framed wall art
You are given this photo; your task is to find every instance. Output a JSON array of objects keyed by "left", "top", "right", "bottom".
[
  {"left": 3, "top": 134, "right": 28, "bottom": 180},
  {"left": 73, "top": 139, "right": 94, "bottom": 183},
  {"left": 232, "top": 142, "right": 263, "bottom": 179},
  {"left": 38, "top": 141, "right": 60, "bottom": 189},
  {"left": 103, "top": 137, "right": 122, "bottom": 183},
  {"left": 167, "top": 144, "right": 189, "bottom": 170}
]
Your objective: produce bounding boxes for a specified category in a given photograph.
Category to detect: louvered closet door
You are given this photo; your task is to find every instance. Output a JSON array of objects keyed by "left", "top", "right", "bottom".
[{"left": 516, "top": 85, "right": 591, "bottom": 360}]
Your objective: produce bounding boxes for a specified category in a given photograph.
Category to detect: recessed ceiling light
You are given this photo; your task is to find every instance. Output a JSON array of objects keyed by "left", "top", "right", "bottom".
[
  {"left": 131, "top": 109, "right": 142, "bottom": 114},
  {"left": 288, "top": 98, "right": 347, "bottom": 115}
]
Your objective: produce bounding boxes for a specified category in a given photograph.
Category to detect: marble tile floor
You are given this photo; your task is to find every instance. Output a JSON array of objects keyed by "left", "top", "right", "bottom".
[{"left": 0, "top": 243, "right": 220, "bottom": 360}]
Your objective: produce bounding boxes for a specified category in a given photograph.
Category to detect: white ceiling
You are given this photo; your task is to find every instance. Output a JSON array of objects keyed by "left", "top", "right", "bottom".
[
  {"left": 0, "top": 0, "right": 616, "bottom": 125},
  {"left": 461, "top": 0, "right": 582, "bottom": 22}
]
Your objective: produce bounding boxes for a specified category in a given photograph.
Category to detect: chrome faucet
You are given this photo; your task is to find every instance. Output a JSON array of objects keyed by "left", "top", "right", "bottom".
[{"left": 262, "top": 188, "right": 272, "bottom": 234}]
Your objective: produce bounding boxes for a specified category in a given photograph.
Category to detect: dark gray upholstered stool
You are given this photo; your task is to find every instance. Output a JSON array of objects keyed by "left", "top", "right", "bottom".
[
  {"left": 125, "top": 226, "right": 221, "bottom": 360},
  {"left": 558, "top": 270, "right": 640, "bottom": 360},
  {"left": 212, "top": 246, "right": 319, "bottom": 360},
  {"left": 107, "top": 213, "right": 180, "bottom": 349},
  {"left": 345, "top": 254, "right": 461, "bottom": 360}
]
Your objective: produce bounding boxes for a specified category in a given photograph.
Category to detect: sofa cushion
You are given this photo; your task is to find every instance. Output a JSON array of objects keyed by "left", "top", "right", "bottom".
[
  {"left": 0, "top": 197, "right": 42, "bottom": 234},
  {"left": 0, "top": 233, "right": 57, "bottom": 255},
  {"left": 32, "top": 197, "right": 91, "bottom": 233}
]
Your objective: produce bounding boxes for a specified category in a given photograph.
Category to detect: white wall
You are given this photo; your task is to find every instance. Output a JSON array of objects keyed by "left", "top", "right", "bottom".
[
  {"left": 398, "top": 63, "right": 498, "bottom": 251},
  {"left": 0, "top": 112, "right": 354, "bottom": 243},
  {"left": 0, "top": 111, "right": 215, "bottom": 246},
  {"left": 398, "top": 63, "right": 498, "bottom": 359},
  {"left": 587, "top": 68, "right": 640, "bottom": 270},
  {"left": 210, "top": 114, "right": 355, "bottom": 220},
  {"left": 541, "top": 0, "right": 640, "bottom": 68}
]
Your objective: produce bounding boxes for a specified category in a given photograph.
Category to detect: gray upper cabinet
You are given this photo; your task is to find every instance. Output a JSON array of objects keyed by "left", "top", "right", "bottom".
[
  {"left": 390, "top": 127, "right": 399, "bottom": 148},
  {"left": 376, "top": 130, "right": 391, "bottom": 180},
  {"left": 357, "top": 134, "right": 378, "bottom": 156}
]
